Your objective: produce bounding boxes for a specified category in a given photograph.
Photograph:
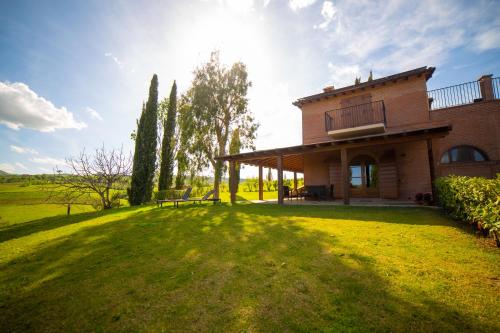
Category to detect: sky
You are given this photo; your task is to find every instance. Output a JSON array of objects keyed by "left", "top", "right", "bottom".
[{"left": 0, "top": 0, "right": 499, "bottom": 178}]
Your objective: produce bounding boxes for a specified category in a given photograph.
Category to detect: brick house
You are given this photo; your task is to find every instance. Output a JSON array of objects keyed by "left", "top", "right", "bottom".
[{"left": 217, "top": 67, "right": 500, "bottom": 204}]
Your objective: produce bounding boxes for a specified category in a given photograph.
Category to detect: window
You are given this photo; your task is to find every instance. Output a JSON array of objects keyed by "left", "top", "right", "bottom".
[
  {"left": 350, "top": 165, "right": 362, "bottom": 188},
  {"left": 440, "top": 146, "right": 488, "bottom": 164}
]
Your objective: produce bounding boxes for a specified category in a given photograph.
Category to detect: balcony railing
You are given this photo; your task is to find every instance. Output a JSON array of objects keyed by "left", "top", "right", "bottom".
[
  {"left": 493, "top": 77, "right": 500, "bottom": 99},
  {"left": 427, "top": 80, "right": 482, "bottom": 110},
  {"left": 325, "top": 100, "right": 386, "bottom": 133}
]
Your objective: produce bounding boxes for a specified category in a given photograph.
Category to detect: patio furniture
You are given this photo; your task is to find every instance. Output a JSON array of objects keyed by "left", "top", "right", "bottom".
[
  {"left": 283, "top": 186, "right": 290, "bottom": 200},
  {"left": 157, "top": 187, "right": 192, "bottom": 208},
  {"left": 303, "top": 185, "right": 328, "bottom": 200},
  {"left": 290, "top": 187, "right": 305, "bottom": 200},
  {"left": 188, "top": 189, "right": 221, "bottom": 205}
]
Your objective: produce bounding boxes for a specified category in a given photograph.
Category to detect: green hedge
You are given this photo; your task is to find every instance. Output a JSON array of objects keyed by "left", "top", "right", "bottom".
[
  {"left": 154, "top": 186, "right": 213, "bottom": 201},
  {"left": 435, "top": 175, "right": 500, "bottom": 241}
]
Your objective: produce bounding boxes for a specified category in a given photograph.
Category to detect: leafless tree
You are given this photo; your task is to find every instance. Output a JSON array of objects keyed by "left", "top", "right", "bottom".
[{"left": 48, "top": 146, "right": 132, "bottom": 211}]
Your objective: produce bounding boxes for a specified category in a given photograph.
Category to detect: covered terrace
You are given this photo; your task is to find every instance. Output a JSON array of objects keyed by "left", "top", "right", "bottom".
[{"left": 216, "top": 124, "right": 452, "bottom": 205}]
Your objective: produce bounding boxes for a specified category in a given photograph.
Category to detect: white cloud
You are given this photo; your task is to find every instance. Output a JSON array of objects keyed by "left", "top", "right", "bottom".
[
  {"left": 85, "top": 107, "right": 103, "bottom": 121},
  {"left": 10, "top": 145, "right": 38, "bottom": 155},
  {"left": 31, "top": 156, "right": 67, "bottom": 167},
  {"left": 327, "top": 63, "right": 361, "bottom": 87},
  {"left": 0, "top": 82, "right": 86, "bottom": 132},
  {"left": 474, "top": 29, "right": 500, "bottom": 52},
  {"left": 316, "top": 0, "right": 499, "bottom": 85},
  {"left": 0, "top": 163, "right": 16, "bottom": 174},
  {"left": 314, "top": 1, "right": 337, "bottom": 30},
  {"left": 104, "top": 52, "right": 124, "bottom": 69},
  {"left": 289, "top": 0, "right": 317, "bottom": 11},
  {"left": 15, "top": 162, "right": 28, "bottom": 171},
  {"left": 220, "top": 0, "right": 255, "bottom": 12}
]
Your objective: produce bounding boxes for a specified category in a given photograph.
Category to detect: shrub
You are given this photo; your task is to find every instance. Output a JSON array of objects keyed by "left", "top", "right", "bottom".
[
  {"left": 415, "top": 193, "right": 424, "bottom": 202},
  {"left": 435, "top": 175, "right": 500, "bottom": 246},
  {"left": 154, "top": 186, "right": 213, "bottom": 201},
  {"left": 423, "top": 192, "right": 433, "bottom": 204}
]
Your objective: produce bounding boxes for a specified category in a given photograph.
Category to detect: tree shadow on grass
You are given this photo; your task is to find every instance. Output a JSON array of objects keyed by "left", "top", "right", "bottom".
[
  {"left": 0, "top": 206, "right": 498, "bottom": 332},
  {"left": 0, "top": 206, "right": 144, "bottom": 243}
]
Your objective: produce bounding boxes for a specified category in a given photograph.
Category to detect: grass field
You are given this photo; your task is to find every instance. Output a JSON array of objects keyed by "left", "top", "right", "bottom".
[
  {"left": 0, "top": 199, "right": 499, "bottom": 332},
  {"left": 0, "top": 183, "right": 97, "bottom": 226},
  {"left": 0, "top": 183, "right": 274, "bottom": 225}
]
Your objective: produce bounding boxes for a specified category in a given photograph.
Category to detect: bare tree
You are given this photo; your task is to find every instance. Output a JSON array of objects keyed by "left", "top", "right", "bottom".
[{"left": 49, "top": 146, "right": 132, "bottom": 211}]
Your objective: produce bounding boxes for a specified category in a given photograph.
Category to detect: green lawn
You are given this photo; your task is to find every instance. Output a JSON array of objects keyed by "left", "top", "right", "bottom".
[
  {"left": 0, "top": 183, "right": 272, "bottom": 225},
  {"left": 0, "top": 203, "right": 498, "bottom": 332}
]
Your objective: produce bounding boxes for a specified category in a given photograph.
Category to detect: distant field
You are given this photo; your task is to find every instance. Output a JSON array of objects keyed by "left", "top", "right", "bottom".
[
  {"left": 0, "top": 183, "right": 274, "bottom": 226},
  {"left": 0, "top": 183, "right": 96, "bottom": 226}
]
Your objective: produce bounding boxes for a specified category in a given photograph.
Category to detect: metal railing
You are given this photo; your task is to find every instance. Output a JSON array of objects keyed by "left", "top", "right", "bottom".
[
  {"left": 493, "top": 77, "right": 500, "bottom": 99},
  {"left": 427, "top": 80, "right": 482, "bottom": 110},
  {"left": 325, "top": 100, "right": 386, "bottom": 132}
]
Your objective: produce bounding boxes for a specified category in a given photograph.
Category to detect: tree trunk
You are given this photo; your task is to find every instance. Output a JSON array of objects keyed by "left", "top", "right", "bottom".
[
  {"left": 67, "top": 204, "right": 71, "bottom": 216},
  {"left": 213, "top": 159, "right": 223, "bottom": 199}
]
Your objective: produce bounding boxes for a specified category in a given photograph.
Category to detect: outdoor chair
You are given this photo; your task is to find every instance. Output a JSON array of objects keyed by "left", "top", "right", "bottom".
[
  {"left": 303, "top": 185, "right": 328, "bottom": 200},
  {"left": 188, "top": 189, "right": 221, "bottom": 205},
  {"left": 157, "top": 187, "right": 192, "bottom": 208},
  {"left": 283, "top": 186, "right": 290, "bottom": 200}
]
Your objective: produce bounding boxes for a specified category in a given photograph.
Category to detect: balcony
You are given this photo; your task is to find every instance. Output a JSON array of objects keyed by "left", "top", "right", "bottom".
[
  {"left": 427, "top": 76, "right": 499, "bottom": 110},
  {"left": 325, "top": 100, "right": 386, "bottom": 139}
]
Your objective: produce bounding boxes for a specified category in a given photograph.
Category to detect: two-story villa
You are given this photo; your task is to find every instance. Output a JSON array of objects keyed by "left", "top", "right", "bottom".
[{"left": 218, "top": 67, "right": 500, "bottom": 204}]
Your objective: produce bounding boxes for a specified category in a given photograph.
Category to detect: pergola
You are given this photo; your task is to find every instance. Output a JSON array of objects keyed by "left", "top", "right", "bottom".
[{"left": 216, "top": 124, "right": 451, "bottom": 205}]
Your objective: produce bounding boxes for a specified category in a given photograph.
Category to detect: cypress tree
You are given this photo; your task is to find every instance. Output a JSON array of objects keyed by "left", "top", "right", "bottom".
[
  {"left": 158, "top": 81, "right": 177, "bottom": 190},
  {"left": 129, "top": 75, "right": 159, "bottom": 205},
  {"left": 143, "top": 74, "right": 159, "bottom": 202},
  {"left": 129, "top": 103, "right": 146, "bottom": 205},
  {"left": 228, "top": 128, "right": 241, "bottom": 192}
]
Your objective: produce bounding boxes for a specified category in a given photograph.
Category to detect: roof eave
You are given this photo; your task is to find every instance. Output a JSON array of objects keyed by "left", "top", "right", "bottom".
[{"left": 293, "top": 66, "right": 435, "bottom": 108}]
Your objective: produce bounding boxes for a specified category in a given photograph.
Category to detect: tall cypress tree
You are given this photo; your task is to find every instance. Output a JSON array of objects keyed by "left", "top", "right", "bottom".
[
  {"left": 129, "top": 74, "right": 159, "bottom": 205},
  {"left": 129, "top": 103, "right": 146, "bottom": 205},
  {"left": 158, "top": 81, "right": 177, "bottom": 190}
]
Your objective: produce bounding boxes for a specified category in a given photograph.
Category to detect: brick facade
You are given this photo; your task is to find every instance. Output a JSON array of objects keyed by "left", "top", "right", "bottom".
[{"left": 298, "top": 69, "right": 499, "bottom": 200}]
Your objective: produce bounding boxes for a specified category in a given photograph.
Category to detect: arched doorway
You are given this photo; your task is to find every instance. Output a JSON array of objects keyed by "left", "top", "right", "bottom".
[{"left": 349, "top": 155, "right": 379, "bottom": 198}]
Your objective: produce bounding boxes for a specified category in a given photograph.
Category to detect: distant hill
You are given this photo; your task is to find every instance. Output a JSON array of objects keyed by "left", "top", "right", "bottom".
[{"left": 0, "top": 170, "right": 9, "bottom": 175}]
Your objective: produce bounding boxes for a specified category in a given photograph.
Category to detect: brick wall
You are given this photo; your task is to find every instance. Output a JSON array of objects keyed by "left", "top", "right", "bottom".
[
  {"left": 300, "top": 76, "right": 430, "bottom": 144},
  {"left": 430, "top": 100, "right": 500, "bottom": 178}
]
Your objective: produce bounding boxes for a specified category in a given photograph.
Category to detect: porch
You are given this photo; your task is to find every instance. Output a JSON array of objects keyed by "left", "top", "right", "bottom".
[
  {"left": 216, "top": 125, "right": 451, "bottom": 205},
  {"left": 247, "top": 198, "right": 420, "bottom": 207}
]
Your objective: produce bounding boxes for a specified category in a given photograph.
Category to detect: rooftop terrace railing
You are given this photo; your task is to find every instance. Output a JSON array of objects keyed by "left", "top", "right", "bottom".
[
  {"left": 427, "top": 77, "right": 499, "bottom": 110},
  {"left": 493, "top": 77, "right": 500, "bottom": 99},
  {"left": 325, "top": 100, "right": 386, "bottom": 132},
  {"left": 427, "top": 80, "right": 482, "bottom": 110}
]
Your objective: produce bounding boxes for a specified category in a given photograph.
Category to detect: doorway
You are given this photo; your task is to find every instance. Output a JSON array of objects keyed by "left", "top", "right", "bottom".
[{"left": 349, "top": 155, "right": 379, "bottom": 197}]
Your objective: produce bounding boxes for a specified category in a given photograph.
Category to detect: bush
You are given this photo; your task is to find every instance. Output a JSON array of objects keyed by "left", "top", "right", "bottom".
[
  {"left": 154, "top": 186, "right": 213, "bottom": 201},
  {"left": 435, "top": 175, "right": 500, "bottom": 246}
]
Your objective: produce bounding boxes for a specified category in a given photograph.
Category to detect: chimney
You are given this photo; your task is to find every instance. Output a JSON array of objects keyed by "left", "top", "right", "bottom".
[
  {"left": 323, "top": 85, "right": 335, "bottom": 92},
  {"left": 478, "top": 74, "right": 493, "bottom": 101}
]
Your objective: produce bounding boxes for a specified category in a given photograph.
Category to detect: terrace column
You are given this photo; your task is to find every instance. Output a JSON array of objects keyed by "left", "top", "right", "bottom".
[
  {"left": 229, "top": 160, "right": 237, "bottom": 204},
  {"left": 427, "top": 139, "right": 436, "bottom": 202},
  {"left": 341, "top": 148, "right": 350, "bottom": 205},
  {"left": 293, "top": 172, "right": 298, "bottom": 191},
  {"left": 258, "top": 165, "right": 263, "bottom": 201},
  {"left": 277, "top": 155, "right": 284, "bottom": 205},
  {"left": 478, "top": 75, "right": 494, "bottom": 101}
]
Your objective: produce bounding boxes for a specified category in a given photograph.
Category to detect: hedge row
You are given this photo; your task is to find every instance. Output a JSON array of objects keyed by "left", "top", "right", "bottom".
[
  {"left": 154, "top": 186, "right": 214, "bottom": 201},
  {"left": 435, "top": 175, "right": 500, "bottom": 244}
]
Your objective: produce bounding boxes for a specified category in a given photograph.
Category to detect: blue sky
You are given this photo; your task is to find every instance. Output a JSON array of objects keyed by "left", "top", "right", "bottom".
[{"left": 0, "top": 0, "right": 499, "bottom": 177}]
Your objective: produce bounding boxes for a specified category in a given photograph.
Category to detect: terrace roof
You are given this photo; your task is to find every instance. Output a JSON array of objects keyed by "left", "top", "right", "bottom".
[{"left": 216, "top": 124, "right": 451, "bottom": 172}]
